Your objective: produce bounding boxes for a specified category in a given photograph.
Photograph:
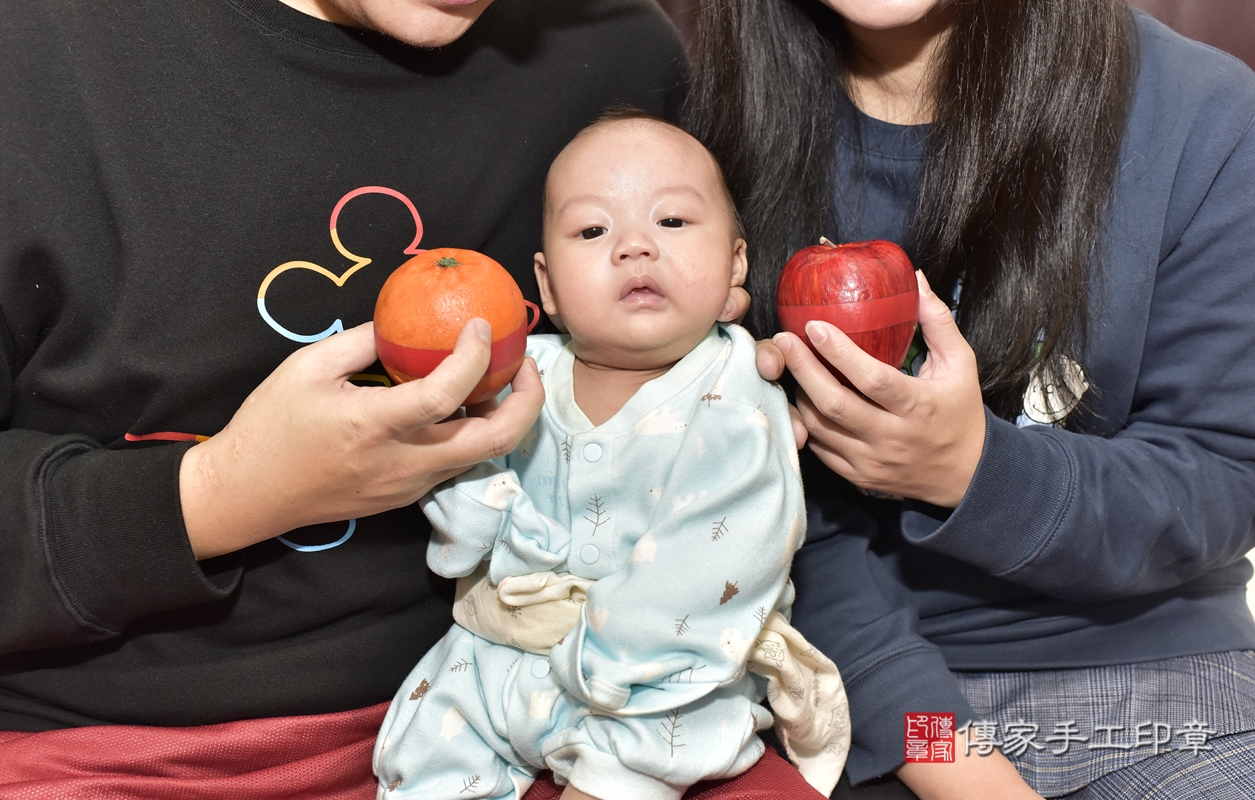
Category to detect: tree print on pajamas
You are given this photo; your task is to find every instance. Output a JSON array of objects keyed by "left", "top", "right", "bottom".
[{"left": 583, "top": 496, "right": 609, "bottom": 536}]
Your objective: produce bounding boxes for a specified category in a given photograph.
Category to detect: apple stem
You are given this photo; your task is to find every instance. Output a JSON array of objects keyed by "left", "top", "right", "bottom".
[{"left": 819, "top": 237, "right": 837, "bottom": 248}]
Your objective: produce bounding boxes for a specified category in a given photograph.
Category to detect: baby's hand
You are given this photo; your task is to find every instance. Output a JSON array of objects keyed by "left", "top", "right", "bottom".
[{"left": 559, "top": 786, "right": 602, "bottom": 800}]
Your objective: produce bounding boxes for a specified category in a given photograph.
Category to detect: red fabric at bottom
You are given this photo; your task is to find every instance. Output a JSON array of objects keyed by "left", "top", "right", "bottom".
[
  {"left": 521, "top": 747, "right": 826, "bottom": 800},
  {"left": 0, "top": 709, "right": 824, "bottom": 800},
  {"left": 0, "top": 703, "right": 388, "bottom": 800}
]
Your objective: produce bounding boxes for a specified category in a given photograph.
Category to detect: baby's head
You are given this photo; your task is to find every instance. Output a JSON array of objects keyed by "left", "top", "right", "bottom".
[{"left": 534, "top": 111, "right": 747, "bottom": 371}]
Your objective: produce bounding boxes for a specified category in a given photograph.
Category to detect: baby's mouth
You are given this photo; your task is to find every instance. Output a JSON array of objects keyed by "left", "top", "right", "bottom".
[{"left": 620, "top": 275, "right": 665, "bottom": 304}]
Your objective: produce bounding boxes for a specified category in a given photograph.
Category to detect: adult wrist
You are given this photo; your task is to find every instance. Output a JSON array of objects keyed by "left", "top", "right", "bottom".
[{"left": 179, "top": 438, "right": 281, "bottom": 559}]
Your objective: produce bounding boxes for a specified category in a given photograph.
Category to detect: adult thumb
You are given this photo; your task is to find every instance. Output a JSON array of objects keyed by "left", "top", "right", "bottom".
[
  {"left": 915, "top": 270, "right": 971, "bottom": 367},
  {"left": 370, "top": 318, "right": 494, "bottom": 431}
]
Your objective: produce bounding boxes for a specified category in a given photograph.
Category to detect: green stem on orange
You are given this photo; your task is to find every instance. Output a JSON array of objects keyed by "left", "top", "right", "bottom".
[{"left": 436, "top": 257, "right": 461, "bottom": 267}]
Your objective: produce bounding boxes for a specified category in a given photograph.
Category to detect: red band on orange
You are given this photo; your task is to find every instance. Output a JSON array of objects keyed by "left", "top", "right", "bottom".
[{"left": 375, "top": 322, "right": 528, "bottom": 380}]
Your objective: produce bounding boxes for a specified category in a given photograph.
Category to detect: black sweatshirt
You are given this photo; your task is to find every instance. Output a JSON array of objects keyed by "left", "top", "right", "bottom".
[{"left": 0, "top": 0, "right": 684, "bottom": 731}]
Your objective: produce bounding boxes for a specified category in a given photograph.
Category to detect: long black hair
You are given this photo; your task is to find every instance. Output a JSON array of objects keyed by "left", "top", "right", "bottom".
[{"left": 684, "top": 0, "right": 1135, "bottom": 420}]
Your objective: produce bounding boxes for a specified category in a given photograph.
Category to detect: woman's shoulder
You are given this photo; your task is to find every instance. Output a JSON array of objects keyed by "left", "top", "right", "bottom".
[
  {"left": 1117, "top": 10, "right": 1255, "bottom": 245},
  {"left": 1130, "top": 10, "right": 1255, "bottom": 130}
]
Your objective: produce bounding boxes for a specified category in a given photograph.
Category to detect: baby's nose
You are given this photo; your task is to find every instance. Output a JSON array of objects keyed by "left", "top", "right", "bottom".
[{"left": 616, "top": 237, "right": 655, "bottom": 261}]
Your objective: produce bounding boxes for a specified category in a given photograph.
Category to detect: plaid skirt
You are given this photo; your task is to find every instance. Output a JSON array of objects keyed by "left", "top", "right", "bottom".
[{"left": 954, "top": 650, "right": 1255, "bottom": 798}]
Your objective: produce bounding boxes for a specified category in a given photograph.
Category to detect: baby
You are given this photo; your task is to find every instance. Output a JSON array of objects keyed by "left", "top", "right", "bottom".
[{"left": 374, "top": 112, "right": 848, "bottom": 800}]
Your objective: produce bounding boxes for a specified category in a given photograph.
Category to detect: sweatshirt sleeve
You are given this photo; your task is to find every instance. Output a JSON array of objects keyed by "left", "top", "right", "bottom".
[
  {"left": 0, "top": 364, "right": 240, "bottom": 654},
  {"left": 0, "top": 8, "right": 240, "bottom": 655},
  {"left": 900, "top": 109, "right": 1255, "bottom": 603},
  {"left": 789, "top": 462, "right": 978, "bottom": 785}
]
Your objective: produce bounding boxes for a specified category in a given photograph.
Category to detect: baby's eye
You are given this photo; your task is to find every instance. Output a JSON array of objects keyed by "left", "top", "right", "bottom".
[
  {"left": 658, "top": 218, "right": 686, "bottom": 228},
  {"left": 580, "top": 227, "right": 607, "bottom": 240}
]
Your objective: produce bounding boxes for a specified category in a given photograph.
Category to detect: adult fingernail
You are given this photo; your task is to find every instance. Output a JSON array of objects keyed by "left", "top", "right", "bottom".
[
  {"left": 806, "top": 321, "right": 829, "bottom": 344},
  {"left": 773, "top": 333, "right": 792, "bottom": 354},
  {"left": 470, "top": 318, "right": 491, "bottom": 343}
]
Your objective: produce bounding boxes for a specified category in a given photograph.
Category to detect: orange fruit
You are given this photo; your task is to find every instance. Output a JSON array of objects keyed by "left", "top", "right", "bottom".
[{"left": 374, "top": 248, "right": 530, "bottom": 405}]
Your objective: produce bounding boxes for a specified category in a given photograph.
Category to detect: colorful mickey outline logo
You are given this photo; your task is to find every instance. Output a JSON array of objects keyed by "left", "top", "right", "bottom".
[
  {"left": 128, "top": 186, "right": 426, "bottom": 553},
  {"left": 265, "top": 186, "right": 425, "bottom": 551},
  {"left": 257, "top": 185, "right": 426, "bottom": 342}
]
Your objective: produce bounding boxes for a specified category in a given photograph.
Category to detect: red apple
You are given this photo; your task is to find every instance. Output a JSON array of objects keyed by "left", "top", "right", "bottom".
[{"left": 776, "top": 239, "right": 919, "bottom": 387}]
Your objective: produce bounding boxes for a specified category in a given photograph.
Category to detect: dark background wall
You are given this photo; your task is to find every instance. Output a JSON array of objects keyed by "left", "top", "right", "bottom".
[{"left": 654, "top": 0, "right": 1255, "bottom": 70}]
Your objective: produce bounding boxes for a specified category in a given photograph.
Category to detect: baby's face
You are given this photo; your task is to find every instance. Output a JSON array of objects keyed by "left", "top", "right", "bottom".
[{"left": 535, "top": 120, "right": 747, "bottom": 370}]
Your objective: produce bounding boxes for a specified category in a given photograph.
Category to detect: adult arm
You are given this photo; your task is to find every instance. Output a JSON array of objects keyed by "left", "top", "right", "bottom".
[
  {"left": 0, "top": 317, "right": 544, "bottom": 653},
  {"left": 181, "top": 321, "right": 544, "bottom": 558},
  {"left": 779, "top": 111, "right": 1255, "bottom": 602},
  {"left": 791, "top": 472, "right": 1040, "bottom": 798},
  {"left": 0, "top": 325, "right": 230, "bottom": 652},
  {"left": 901, "top": 110, "right": 1255, "bottom": 600},
  {"left": 0, "top": 295, "right": 232, "bottom": 652}
]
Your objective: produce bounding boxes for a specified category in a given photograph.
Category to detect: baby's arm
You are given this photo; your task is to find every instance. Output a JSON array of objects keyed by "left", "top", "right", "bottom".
[
  {"left": 422, "top": 336, "right": 577, "bottom": 581},
  {"left": 422, "top": 458, "right": 573, "bottom": 579}
]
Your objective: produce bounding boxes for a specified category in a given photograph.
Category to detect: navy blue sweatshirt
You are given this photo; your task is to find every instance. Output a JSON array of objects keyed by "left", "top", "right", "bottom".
[{"left": 789, "top": 12, "right": 1255, "bottom": 784}]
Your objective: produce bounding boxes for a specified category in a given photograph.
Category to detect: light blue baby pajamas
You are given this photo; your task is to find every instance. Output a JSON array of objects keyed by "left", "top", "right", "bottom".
[{"left": 374, "top": 324, "right": 807, "bottom": 800}]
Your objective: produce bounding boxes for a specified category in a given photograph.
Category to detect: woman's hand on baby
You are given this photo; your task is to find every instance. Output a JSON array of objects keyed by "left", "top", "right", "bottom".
[
  {"left": 179, "top": 319, "right": 545, "bottom": 559},
  {"left": 775, "top": 271, "right": 986, "bottom": 508}
]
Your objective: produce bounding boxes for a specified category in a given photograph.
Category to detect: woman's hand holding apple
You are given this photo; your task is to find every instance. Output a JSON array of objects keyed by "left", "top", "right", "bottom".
[
  {"left": 773, "top": 271, "right": 986, "bottom": 508},
  {"left": 178, "top": 319, "right": 545, "bottom": 560}
]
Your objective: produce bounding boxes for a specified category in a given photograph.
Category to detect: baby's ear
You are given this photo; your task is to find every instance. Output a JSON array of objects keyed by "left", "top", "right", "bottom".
[
  {"left": 718, "top": 239, "right": 750, "bottom": 323},
  {"left": 729, "top": 238, "right": 748, "bottom": 288},
  {"left": 533, "top": 252, "right": 565, "bottom": 330}
]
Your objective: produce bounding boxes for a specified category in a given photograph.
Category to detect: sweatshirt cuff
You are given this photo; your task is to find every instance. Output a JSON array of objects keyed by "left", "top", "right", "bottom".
[
  {"left": 842, "top": 644, "right": 977, "bottom": 786},
  {"left": 900, "top": 409, "right": 1073, "bottom": 578},
  {"left": 43, "top": 441, "right": 241, "bottom": 634}
]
